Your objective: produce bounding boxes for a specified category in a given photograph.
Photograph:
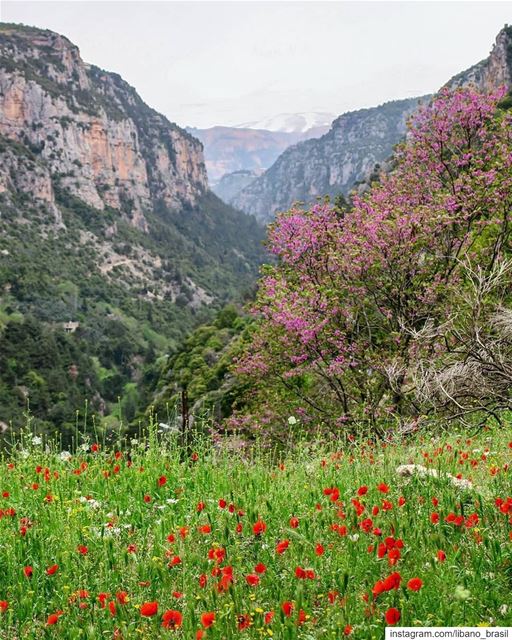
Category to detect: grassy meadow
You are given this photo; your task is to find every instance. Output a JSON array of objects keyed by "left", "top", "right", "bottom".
[{"left": 0, "top": 423, "right": 510, "bottom": 639}]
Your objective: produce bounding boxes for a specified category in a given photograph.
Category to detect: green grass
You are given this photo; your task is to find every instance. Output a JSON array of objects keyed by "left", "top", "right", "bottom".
[{"left": 0, "top": 423, "right": 511, "bottom": 638}]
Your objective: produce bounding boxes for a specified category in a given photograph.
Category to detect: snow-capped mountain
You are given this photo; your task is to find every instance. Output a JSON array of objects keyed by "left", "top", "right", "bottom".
[{"left": 235, "top": 112, "right": 336, "bottom": 134}]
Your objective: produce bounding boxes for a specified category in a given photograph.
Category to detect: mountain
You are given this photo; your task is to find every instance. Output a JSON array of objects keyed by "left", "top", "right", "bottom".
[
  {"left": 187, "top": 124, "right": 330, "bottom": 185},
  {"left": 231, "top": 97, "right": 427, "bottom": 223},
  {"left": 234, "top": 112, "right": 335, "bottom": 133},
  {"left": 233, "top": 26, "right": 512, "bottom": 225},
  {"left": 445, "top": 25, "right": 512, "bottom": 93},
  {"left": 212, "top": 170, "right": 259, "bottom": 204},
  {"left": 0, "top": 23, "right": 265, "bottom": 435}
]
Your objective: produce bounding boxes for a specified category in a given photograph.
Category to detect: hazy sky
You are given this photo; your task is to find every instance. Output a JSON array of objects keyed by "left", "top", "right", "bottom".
[{"left": 1, "top": 1, "right": 511, "bottom": 128}]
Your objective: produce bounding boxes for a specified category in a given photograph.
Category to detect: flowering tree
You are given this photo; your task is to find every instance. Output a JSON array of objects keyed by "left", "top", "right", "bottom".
[{"left": 231, "top": 87, "right": 512, "bottom": 436}]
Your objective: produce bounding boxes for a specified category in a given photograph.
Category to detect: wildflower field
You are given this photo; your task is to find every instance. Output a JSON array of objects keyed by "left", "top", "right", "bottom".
[{"left": 0, "top": 426, "right": 511, "bottom": 639}]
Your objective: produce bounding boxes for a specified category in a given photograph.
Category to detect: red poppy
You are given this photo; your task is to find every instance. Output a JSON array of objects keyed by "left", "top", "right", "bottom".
[
  {"left": 437, "top": 550, "right": 446, "bottom": 562},
  {"left": 252, "top": 520, "right": 267, "bottom": 536},
  {"left": 201, "top": 612, "right": 215, "bottom": 628},
  {"left": 282, "top": 601, "right": 294, "bottom": 617},
  {"left": 237, "top": 614, "right": 251, "bottom": 630},
  {"left": 255, "top": 562, "right": 266, "bottom": 574},
  {"left": 77, "top": 545, "right": 88, "bottom": 555},
  {"left": 162, "top": 609, "right": 183, "bottom": 629},
  {"left": 289, "top": 517, "right": 299, "bottom": 528},
  {"left": 23, "top": 566, "right": 33, "bottom": 578},
  {"left": 47, "top": 611, "right": 64, "bottom": 625},
  {"left": 109, "top": 601, "right": 116, "bottom": 616},
  {"left": 197, "top": 501, "right": 205, "bottom": 512},
  {"left": 116, "top": 591, "right": 128, "bottom": 605},
  {"left": 0, "top": 601, "right": 7, "bottom": 613},
  {"left": 199, "top": 573, "right": 207, "bottom": 588},
  {"left": 357, "top": 485, "right": 368, "bottom": 496},
  {"left": 143, "top": 495, "right": 151, "bottom": 503},
  {"left": 246, "top": 573, "right": 260, "bottom": 587},
  {"left": 140, "top": 602, "right": 158, "bottom": 617},
  {"left": 199, "top": 525, "right": 211, "bottom": 534},
  {"left": 315, "top": 543, "right": 324, "bottom": 556},
  {"left": 46, "top": 564, "right": 59, "bottom": 576},
  {"left": 158, "top": 476, "right": 167, "bottom": 487},
  {"left": 264, "top": 611, "right": 274, "bottom": 624},
  {"left": 431, "top": 512, "right": 440, "bottom": 524},
  {"left": 276, "top": 539, "right": 289, "bottom": 554},
  {"left": 377, "top": 483, "right": 390, "bottom": 494},
  {"left": 407, "top": 577, "right": 423, "bottom": 591},
  {"left": 385, "top": 608, "right": 401, "bottom": 625},
  {"left": 344, "top": 625, "right": 353, "bottom": 636},
  {"left": 218, "top": 499, "right": 227, "bottom": 508}
]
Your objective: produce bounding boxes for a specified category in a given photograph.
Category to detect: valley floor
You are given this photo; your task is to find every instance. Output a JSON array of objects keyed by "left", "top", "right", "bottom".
[{"left": 0, "top": 425, "right": 511, "bottom": 638}]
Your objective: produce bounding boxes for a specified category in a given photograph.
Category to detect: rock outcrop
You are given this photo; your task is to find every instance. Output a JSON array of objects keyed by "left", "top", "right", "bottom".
[
  {"left": 0, "top": 24, "right": 208, "bottom": 231},
  {"left": 232, "top": 97, "right": 427, "bottom": 223},
  {"left": 445, "top": 25, "right": 512, "bottom": 93}
]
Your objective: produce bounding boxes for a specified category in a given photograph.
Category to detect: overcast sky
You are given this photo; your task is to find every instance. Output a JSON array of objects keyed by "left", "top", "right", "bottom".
[{"left": 1, "top": 1, "right": 511, "bottom": 128}]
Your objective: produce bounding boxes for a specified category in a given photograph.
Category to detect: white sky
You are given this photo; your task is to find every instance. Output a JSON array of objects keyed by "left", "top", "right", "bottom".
[{"left": 1, "top": 1, "right": 511, "bottom": 128}]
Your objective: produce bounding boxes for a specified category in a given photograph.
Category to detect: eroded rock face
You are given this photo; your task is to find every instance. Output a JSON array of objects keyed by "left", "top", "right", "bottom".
[
  {"left": 0, "top": 25, "right": 208, "bottom": 230},
  {"left": 445, "top": 26, "right": 512, "bottom": 93},
  {"left": 232, "top": 97, "right": 427, "bottom": 223}
]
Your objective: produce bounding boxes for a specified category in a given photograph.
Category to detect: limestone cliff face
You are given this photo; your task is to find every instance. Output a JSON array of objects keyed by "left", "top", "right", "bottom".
[
  {"left": 0, "top": 24, "right": 208, "bottom": 230},
  {"left": 232, "top": 97, "right": 427, "bottom": 223},
  {"left": 445, "top": 26, "right": 512, "bottom": 93}
]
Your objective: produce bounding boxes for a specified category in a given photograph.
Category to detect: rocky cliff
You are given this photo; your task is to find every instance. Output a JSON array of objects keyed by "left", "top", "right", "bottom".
[
  {"left": 0, "top": 24, "right": 208, "bottom": 231},
  {"left": 0, "top": 24, "right": 265, "bottom": 433},
  {"left": 232, "top": 97, "right": 427, "bottom": 223},
  {"left": 445, "top": 25, "right": 512, "bottom": 93}
]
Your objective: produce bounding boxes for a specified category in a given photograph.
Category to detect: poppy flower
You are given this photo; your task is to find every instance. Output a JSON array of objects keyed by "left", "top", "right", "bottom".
[
  {"left": 264, "top": 611, "right": 274, "bottom": 624},
  {"left": 46, "top": 564, "right": 59, "bottom": 575},
  {"left": 47, "top": 611, "right": 64, "bottom": 625},
  {"left": 201, "top": 612, "right": 215, "bottom": 628},
  {"left": 140, "top": 602, "right": 158, "bottom": 617},
  {"left": 116, "top": 591, "right": 128, "bottom": 605},
  {"left": 246, "top": 573, "right": 260, "bottom": 587},
  {"left": 254, "top": 562, "right": 267, "bottom": 574},
  {"left": 23, "top": 566, "right": 33, "bottom": 578},
  {"left": 282, "top": 601, "right": 294, "bottom": 617},
  {"left": 315, "top": 543, "right": 324, "bottom": 556},
  {"left": 237, "top": 614, "right": 251, "bottom": 630},
  {"left": 77, "top": 545, "right": 88, "bottom": 555},
  {"left": 377, "top": 483, "right": 390, "bottom": 494},
  {"left": 199, "top": 525, "right": 211, "bottom": 534},
  {"left": 0, "top": 601, "right": 7, "bottom": 613},
  {"left": 344, "top": 625, "right": 353, "bottom": 635},
  {"left": 158, "top": 476, "right": 167, "bottom": 487},
  {"left": 436, "top": 550, "right": 446, "bottom": 562},
  {"left": 109, "top": 601, "right": 116, "bottom": 616},
  {"left": 276, "top": 539, "right": 289, "bottom": 554},
  {"left": 385, "top": 607, "right": 401, "bottom": 625},
  {"left": 199, "top": 574, "right": 207, "bottom": 588},
  {"left": 289, "top": 517, "right": 299, "bottom": 528},
  {"left": 357, "top": 485, "right": 368, "bottom": 496},
  {"left": 143, "top": 495, "right": 151, "bottom": 503},
  {"left": 252, "top": 520, "right": 267, "bottom": 536},
  {"left": 162, "top": 609, "right": 183, "bottom": 629},
  {"left": 407, "top": 577, "right": 423, "bottom": 591}
]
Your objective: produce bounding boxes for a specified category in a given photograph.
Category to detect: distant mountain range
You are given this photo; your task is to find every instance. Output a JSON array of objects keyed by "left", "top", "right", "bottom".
[
  {"left": 234, "top": 112, "right": 335, "bottom": 133},
  {"left": 223, "top": 25, "right": 512, "bottom": 223},
  {"left": 230, "top": 96, "right": 428, "bottom": 222},
  {"left": 187, "top": 123, "right": 330, "bottom": 185}
]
